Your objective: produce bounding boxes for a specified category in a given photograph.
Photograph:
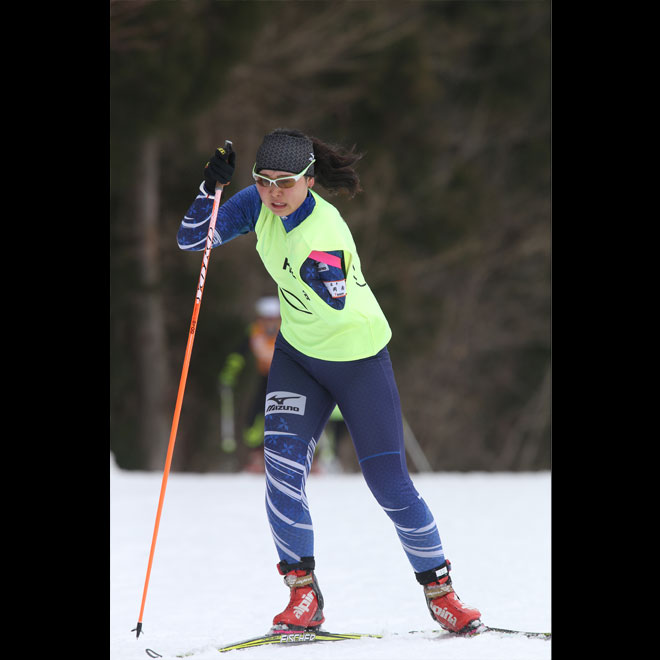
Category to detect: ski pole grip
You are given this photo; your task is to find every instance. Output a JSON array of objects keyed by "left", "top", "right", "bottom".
[{"left": 216, "top": 139, "right": 233, "bottom": 190}]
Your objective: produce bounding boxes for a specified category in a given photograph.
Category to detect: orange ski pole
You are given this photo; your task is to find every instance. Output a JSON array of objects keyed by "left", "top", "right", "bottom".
[{"left": 133, "top": 141, "right": 231, "bottom": 639}]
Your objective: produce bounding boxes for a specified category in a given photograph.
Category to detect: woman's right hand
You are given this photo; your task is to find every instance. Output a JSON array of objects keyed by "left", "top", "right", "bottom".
[{"left": 203, "top": 142, "right": 235, "bottom": 194}]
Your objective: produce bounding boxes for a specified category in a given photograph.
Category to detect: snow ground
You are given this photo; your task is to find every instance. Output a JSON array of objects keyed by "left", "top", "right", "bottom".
[{"left": 110, "top": 454, "right": 551, "bottom": 659}]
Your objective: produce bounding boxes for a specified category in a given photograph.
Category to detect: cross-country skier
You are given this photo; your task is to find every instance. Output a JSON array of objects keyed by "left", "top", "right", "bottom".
[{"left": 176, "top": 129, "right": 482, "bottom": 635}]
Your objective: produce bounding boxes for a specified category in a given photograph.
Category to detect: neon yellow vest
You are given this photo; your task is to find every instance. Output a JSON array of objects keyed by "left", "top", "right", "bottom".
[{"left": 254, "top": 190, "right": 391, "bottom": 361}]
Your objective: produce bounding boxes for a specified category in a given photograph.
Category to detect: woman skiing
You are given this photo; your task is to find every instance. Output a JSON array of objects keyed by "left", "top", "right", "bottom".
[{"left": 176, "top": 128, "right": 482, "bottom": 635}]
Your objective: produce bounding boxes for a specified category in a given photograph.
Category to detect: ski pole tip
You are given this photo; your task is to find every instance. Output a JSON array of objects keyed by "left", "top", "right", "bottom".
[{"left": 133, "top": 622, "right": 143, "bottom": 638}]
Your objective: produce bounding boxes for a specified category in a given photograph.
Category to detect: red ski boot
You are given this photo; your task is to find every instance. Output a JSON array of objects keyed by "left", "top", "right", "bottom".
[
  {"left": 272, "top": 559, "right": 325, "bottom": 630},
  {"left": 417, "top": 560, "right": 482, "bottom": 635}
]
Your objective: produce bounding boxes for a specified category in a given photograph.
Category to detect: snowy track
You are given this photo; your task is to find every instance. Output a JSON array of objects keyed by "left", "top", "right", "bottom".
[{"left": 110, "top": 456, "right": 551, "bottom": 659}]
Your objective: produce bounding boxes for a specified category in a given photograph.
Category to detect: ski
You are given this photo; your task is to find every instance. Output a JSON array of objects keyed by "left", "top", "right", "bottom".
[
  {"left": 408, "top": 625, "right": 551, "bottom": 640},
  {"left": 476, "top": 625, "right": 551, "bottom": 640},
  {"left": 176, "top": 624, "right": 550, "bottom": 655},
  {"left": 215, "top": 628, "right": 381, "bottom": 653}
]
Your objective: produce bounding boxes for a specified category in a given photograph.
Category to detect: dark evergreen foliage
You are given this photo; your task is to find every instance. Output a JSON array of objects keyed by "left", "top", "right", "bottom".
[{"left": 110, "top": 1, "right": 551, "bottom": 472}]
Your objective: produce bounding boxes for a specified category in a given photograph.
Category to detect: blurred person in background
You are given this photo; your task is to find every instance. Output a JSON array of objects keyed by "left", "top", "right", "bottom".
[
  {"left": 219, "top": 296, "right": 281, "bottom": 473},
  {"left": 176, "top": 129, "right": 482, "bottom": 635}
]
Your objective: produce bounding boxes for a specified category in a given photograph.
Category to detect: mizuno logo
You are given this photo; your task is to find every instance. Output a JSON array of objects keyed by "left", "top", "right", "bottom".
[
  {"left": 269, "top": 395, "right": 299, "bottom": 406},
  {"left": 265, "top": 391, "right": 307, "bottom": 416}
]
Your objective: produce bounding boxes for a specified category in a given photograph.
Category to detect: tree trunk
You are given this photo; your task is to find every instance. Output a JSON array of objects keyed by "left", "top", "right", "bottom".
[{"left": 135, "top": 134, "right": 171, "bottom": 470}]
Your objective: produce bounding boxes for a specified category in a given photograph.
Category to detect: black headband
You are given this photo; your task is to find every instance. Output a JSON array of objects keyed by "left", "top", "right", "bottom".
[{"left": 255, "top": 133, "right": 315, "bottom": 176}]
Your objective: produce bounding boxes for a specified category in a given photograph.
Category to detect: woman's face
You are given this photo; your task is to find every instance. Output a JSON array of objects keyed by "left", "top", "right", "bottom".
[{"left": 255, "top": 169, "right": 314, "bottom": 217}]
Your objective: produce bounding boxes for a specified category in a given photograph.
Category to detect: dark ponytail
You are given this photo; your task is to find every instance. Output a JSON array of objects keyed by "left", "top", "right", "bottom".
[{"left": 268, "top": 128, "right": 364, "bottom": 198}]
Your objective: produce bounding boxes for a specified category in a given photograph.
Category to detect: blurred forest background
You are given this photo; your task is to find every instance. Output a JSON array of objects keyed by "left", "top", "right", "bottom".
[{"left": 110, "top": 0, "right": 551, "bottom": 473}]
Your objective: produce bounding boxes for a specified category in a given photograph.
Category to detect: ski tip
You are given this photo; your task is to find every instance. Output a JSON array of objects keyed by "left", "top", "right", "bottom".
[{"left": 482, "top": 625, "right": 551, "bottom": 640}]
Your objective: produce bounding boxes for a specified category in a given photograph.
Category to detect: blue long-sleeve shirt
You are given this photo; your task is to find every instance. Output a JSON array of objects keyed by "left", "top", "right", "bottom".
[{"left": 177, "top": 184, "right": 347, "bottom": 309}]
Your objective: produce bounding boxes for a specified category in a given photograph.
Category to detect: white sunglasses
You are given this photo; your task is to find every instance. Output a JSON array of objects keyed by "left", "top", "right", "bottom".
[{"left": 252, "top": 160, "right": 315, "bottom": 189}]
